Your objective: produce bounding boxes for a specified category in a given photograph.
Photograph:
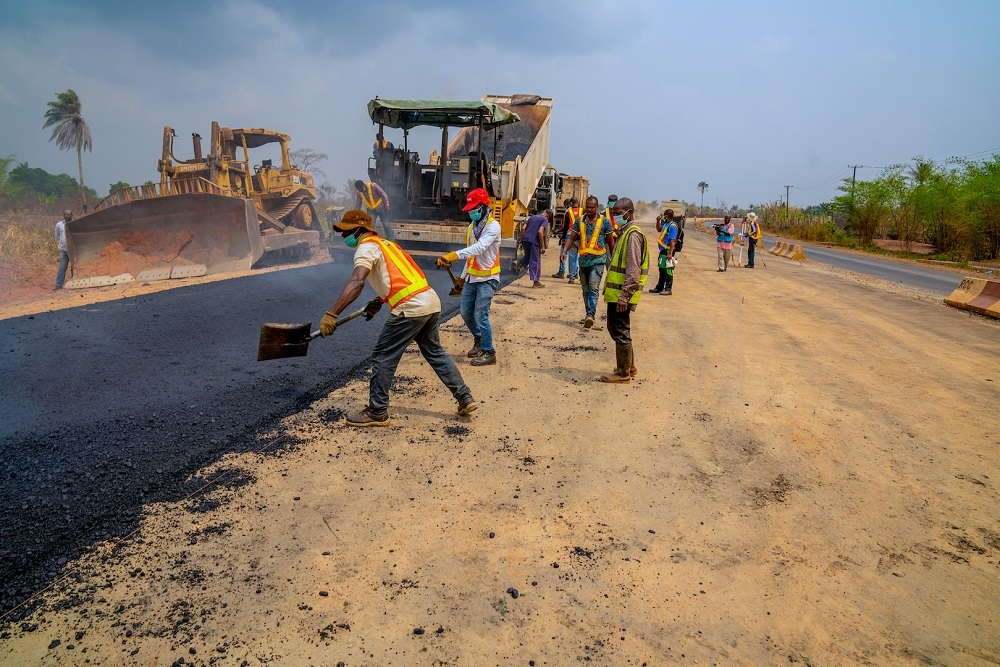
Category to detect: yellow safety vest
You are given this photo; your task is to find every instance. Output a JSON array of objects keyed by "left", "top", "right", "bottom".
[
  {"left": 359, "top": 183, "right": 383, "bottom": 210},
  {"left": 358, "top": 236, "right": 431, "bottom": 308},
  {"left": 604, "top": 223, "right": 649, "bottom": 305},
  {"left": 658, "top": 222, "right": 677, "bottom": 252},
  {"left": 578, "top": 215, "right": 607, "bottom": 256},
  {"left": 465, "top": 220, "right": 501, "bottom": 277}
]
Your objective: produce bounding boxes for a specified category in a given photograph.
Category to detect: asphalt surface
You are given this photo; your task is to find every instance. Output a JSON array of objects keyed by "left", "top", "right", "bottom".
[
  {"left": 0, "top": 250, "right": 514, "bottom": 620},
  {"left": 761, "top": 234, "right": 964, "bottom": 295}
]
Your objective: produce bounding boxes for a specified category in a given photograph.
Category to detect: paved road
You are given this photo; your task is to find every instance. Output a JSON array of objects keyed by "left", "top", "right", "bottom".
[
  {"left": 0, "top": 251, "right": 513, "bottom": 616},
  {"left": 762, "top": 235, "right": 964, "bottom": 295}
]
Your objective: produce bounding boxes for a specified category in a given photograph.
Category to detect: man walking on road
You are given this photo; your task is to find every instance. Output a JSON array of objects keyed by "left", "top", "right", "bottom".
[
  {"left": 53, "top": 209, "right": 71, "bottom": 290},
  {"left": 744, "top": 211, "right": 761, "bottom": 268},
  {"left": 600, "top": 197, "right": 648, "bottom": 384},
  {"left": 320, "top": 210, "right": 477, "bottom": 427},
  {"left": 716, "top": 215, "right": 736, "bottom": 271},
  {"left": 561, "top": 196, "right": 614, "bottom": 329},
  {"left": 519, "top": 209, "right": 550, "bottom": 287},
  {"left": 552, "top": 197, "right": 581, "bottom": 282},
  {"left": 650, "top": 208, "right": 679, "bottom": 294},
  {"left": 437, "top": 188, "right": 502, "bottom": 367}
]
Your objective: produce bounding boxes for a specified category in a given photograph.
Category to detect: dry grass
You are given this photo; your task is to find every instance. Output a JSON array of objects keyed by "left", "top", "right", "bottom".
[{"left": 0, "top": 215, "right": 57, "bottom": 262}]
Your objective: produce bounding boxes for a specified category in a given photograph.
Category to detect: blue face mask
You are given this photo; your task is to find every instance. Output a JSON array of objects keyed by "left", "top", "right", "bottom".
[
  {"left": 344, "top": 231, "right": 361, "bottom": 248},
  {"left": 469, "top": 207, "right": 484, "bottom": 223}
]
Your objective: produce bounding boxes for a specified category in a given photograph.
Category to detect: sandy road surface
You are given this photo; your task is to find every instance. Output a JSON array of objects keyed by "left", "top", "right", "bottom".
[{"left": 2, "top": 222, "right": 999, "bottom": 666}]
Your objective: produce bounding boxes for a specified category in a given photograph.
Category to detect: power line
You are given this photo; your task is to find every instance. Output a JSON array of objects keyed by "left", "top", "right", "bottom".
[{"left": 795, "top": 166, "right": 851, "bottom": 190}]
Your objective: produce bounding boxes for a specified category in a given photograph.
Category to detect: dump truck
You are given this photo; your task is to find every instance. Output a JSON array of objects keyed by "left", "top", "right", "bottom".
[
  {"left": 365, "top": 94, "right": 552, "bottom": 245},
  {"left": 63, "top": 122, "right": 321, "bottom": 288},
  {"left": 660, "top": 199, "right": 687, "bottom": 228},
  {"left": 552, "top": 173, "right": 590, "bottom": 234}
]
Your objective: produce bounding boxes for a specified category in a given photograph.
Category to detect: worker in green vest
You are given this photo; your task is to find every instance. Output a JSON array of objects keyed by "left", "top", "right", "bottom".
[{"left": 600, "top": 196, "right": 649, "bottom": 384}]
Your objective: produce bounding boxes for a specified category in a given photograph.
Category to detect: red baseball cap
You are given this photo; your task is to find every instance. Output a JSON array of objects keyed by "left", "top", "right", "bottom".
[{"left": 462, "top": 188, "right": 490, "bottom": 211}]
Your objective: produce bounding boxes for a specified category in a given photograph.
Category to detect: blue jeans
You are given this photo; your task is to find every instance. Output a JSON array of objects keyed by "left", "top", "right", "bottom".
[
  {"left": 369, "top": 312, "right": 472, "bottom": 412},
  {"left": 55, "top": 250, "right": 69, "bottom": 288},
  {"left": 461, "top": 278, "right": 499, "bottom": 353},
  {"left": 558, "top": 246, "right": 579, "bottom": 278},
  {"left": 579, "top": 263, "right": 604, "bottom": 318}
]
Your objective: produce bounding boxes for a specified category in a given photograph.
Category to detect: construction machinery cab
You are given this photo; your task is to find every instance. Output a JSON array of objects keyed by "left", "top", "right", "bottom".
[{"left": 365, "top": 99, "right": 520, "bottom": 223}]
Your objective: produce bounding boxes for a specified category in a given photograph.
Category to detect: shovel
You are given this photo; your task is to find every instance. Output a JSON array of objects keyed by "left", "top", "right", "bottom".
[
  {"left": 437, "top": 262, "right": 464, "bottom": 297},
  {"left": 257, "top": 297, "right": 383, "bottom": 361}
]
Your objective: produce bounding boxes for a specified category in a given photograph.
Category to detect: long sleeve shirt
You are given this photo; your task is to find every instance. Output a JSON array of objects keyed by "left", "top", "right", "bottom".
[
  {"left": 355, "top": 182, "right": 391, "bottom": 213},
  {"left": 54, "top": 220, "right": 67, "bottom": 252},
  {"left": 456, "top": 218, "right": 501, "bottom": 283},
  {"left": 619, "top": 221, "right": 647, "bottom": 308}
]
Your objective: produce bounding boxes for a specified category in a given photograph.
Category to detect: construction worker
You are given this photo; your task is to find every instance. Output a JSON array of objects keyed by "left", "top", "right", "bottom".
[
  {"left": 604, "top": 194, "right": 620, "bottom": 235},
  {"left": 320, "top": 210, "right": 477, "bottom": 427},
  {"left": 650, "top": 209, "right": 679, "bottom": 294},
  {"left": 436, "top": 187, "right": 502, "bottom": 367},
  {"left": 354, "top": 179, "right": 394, "bottom": 240},
  {"left": 372, "top": 132, "right": 394, "bottom": 158},
  {"left": 600, "top": 197, "right": 648, "bottom": 384},
  {"left": 560, "top": 195, "right": 614, "bottom": 328},
  {"left": 518, "top": 209, "right": 551, "bottom": 287},
  {"left": 744, "top": 211, "right": 761, "bottom": 268},
  {"left": 53, "top": 209, "right": 71, "bottom": 290},
  {"left": 715, "top": 215, "right": 736, "bottom": 271},
  {"left": 551, "top": 197, "right": 581, "bottom": 282}
]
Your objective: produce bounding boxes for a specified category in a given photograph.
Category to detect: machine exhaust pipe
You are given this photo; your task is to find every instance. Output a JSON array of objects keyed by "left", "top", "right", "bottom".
[{"left": 192, "top": 133, "right": 203, "bottom": 160}]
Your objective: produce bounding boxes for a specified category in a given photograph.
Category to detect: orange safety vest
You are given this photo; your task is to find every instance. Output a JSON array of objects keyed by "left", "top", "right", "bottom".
[
  {"left": 358, "top": 236, "right": 431, "bottom": 308},
  {"left": 359, "top": 183, "right": 384, "bottom": 210},
  {"left": 604, "top": 208, "right": 619, "bottom": 234},
  {"left": 374, "top": 139, "right": 390, "bottom": 150},
  {"left": 566, "top": 206, "right": 582, "bottom": 228},
  {"left": 465, "top": 220, "right": 501, "bottom": 277},
  {"left": 578, "top": 215, "right": 607, "bottom": 256}
]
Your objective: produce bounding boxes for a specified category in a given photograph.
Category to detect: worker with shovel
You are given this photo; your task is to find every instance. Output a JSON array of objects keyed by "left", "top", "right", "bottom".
[{"left": 320, "top": 210, "right": 478, "bottom": 426}]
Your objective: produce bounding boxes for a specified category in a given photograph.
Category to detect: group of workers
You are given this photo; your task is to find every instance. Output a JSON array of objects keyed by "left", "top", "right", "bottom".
[{"left": 320, "top": 186, "right": 650, "bottom": 426}]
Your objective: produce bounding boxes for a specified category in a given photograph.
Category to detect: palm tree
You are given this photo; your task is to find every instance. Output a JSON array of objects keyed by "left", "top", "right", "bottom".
[
  {"left": 697, "top": 181, "right": 709, "bottom": 209},
  {"left": 43, "top": 89, "right": 93, "bottom": 212}
]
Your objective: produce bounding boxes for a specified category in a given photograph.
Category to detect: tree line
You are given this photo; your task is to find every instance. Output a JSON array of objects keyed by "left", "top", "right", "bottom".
[{"left": 761, "top": 155, "right": 1000, "bottom": 261}]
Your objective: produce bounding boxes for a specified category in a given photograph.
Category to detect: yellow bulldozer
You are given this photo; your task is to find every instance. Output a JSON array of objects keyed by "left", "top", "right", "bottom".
[{"left": 63, "top": 121, "right": 321, "bottom": 288}]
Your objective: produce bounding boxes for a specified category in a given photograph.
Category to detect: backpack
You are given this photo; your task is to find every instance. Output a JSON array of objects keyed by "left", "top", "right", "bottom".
[{"left": 674, "top": 225, "right": 684, "bottom": 253}]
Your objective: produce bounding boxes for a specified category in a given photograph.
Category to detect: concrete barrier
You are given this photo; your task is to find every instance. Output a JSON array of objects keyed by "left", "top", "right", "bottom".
[
  {"left": 944, "top": 277, "right": 1000, "bottom": 319},
  {"left": 769, "top": 241, "right": 807, "bottom": 260}
]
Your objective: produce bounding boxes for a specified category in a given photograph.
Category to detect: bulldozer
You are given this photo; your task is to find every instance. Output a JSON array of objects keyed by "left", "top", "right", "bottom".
[{"left": 63, "top": 122, "right": 321, "bottom": 288}]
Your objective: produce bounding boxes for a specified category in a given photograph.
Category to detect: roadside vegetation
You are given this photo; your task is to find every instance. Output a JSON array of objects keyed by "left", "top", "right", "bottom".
[{"left": 760, "top": 155, "right": 1000, "bottom": 262}]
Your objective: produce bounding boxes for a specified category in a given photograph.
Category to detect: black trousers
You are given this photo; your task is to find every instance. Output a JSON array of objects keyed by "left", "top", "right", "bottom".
[{"left": 606, "top": 302, "right": 632, "bottom": 346}]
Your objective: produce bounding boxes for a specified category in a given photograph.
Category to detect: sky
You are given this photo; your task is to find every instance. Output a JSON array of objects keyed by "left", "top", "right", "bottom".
[{"left": 1, "top": 0, "right": 999, "bottom": 209}]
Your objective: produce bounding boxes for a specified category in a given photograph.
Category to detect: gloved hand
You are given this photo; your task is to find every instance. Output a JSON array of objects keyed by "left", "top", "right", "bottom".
[
  {"left": 319, "top": 311, "right": 338, "bottom": 336},
  {"left": 436, "top": 251, "right": 460, "bottom": 268},
  {"left": 362, "top": 297, "right": 383, "bottom": 321}
]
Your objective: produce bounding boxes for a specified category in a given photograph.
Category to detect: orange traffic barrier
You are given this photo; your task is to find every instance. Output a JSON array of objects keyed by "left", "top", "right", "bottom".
[
  {"left": 944, "top": 277, "right": 1000, "bottom": 319},
  {"left": 769, "top": 241, "right": 806, "bottom": 260}
]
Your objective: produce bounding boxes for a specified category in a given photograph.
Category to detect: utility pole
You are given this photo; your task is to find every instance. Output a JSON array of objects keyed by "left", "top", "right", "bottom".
[
  {"left": 784, "top": 185, "right": 791, "bottom": 221},
  {"left": 848, "top": 165, "right": 861, "bottom": 201}
]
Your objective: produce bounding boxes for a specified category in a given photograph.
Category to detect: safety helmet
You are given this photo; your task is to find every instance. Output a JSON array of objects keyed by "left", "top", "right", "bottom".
[
  {"left": 747, "top": 212, "right": 757, "bottom": 220},
  {"left": 462, "top": 187, "right": 490, "bottom": 211}
]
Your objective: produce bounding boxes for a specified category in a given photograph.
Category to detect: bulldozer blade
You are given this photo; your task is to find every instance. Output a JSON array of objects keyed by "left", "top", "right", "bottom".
[{"left": 64, "top": 193, "right": 264, "bottom": 289}]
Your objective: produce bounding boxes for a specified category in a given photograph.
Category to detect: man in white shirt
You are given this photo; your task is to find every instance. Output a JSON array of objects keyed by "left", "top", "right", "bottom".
[
  {"left": 321, "top": 210, "right": 477, "bottom": 427},
  {"left": 436, "top": 188, "right": 502, "bottom": 366},
  {"left": 53, "top": 210, "right": 71, "bottom": 290}
]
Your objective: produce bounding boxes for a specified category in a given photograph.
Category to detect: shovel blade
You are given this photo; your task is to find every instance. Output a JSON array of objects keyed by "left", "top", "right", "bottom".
[{"left": 258, "top": 322, "right": 313, "bottom": 361}]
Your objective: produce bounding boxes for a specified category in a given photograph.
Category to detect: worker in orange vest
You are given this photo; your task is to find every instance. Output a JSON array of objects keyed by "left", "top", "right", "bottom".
[
  {"left": 552, "top": 197, "right": 582, "bottom": 282},
  {"left": 321, "top": 210, "right": 478, "bottom": 426}
]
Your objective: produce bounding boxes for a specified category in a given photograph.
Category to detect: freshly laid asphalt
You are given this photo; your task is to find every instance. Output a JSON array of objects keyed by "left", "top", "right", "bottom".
[{"left": 0, "top": 251, "right": 514, "bottom": 619}]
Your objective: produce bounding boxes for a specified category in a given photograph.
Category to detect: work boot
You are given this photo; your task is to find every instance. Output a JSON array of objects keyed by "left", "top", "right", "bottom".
[
  {"left": 532, "top": 281, "right": 544, "bottom": 288},
  {"left": 629, "top": 347, "right": 638, "bottom": 377},
  {"left": 466, "top": 338, "right": 483, "bottom": 358},
  {"left": 662, "top": 289, "right": 672, "bottom": 295},
  {"left": 345, "top": 406, "right": 390, "bottom": 427},
  {"left": 583, "top": 316, "right": 594, "bottom": 329},
  {"left": 457, "top": 395, "right": 479, "bottom": 415},
  {"left": 568, "top": 277, "right": 577, "bottom": 284},
  {"left": 599, "top": 345, "right": 632, "bottom": 384},
  {"left": 648, "top": 288, "right": 662, "bottom": 294},
  {"left": 471, "top": 351, "right": 497, "bottom": 366},
  {"left": 551, "top": 271, "right": 565, "bottom": 278}
]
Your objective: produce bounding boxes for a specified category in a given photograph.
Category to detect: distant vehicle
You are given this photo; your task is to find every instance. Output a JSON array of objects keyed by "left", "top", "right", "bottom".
[{"left": 660, "top": 199, "right": 687, "bottom": 228}]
